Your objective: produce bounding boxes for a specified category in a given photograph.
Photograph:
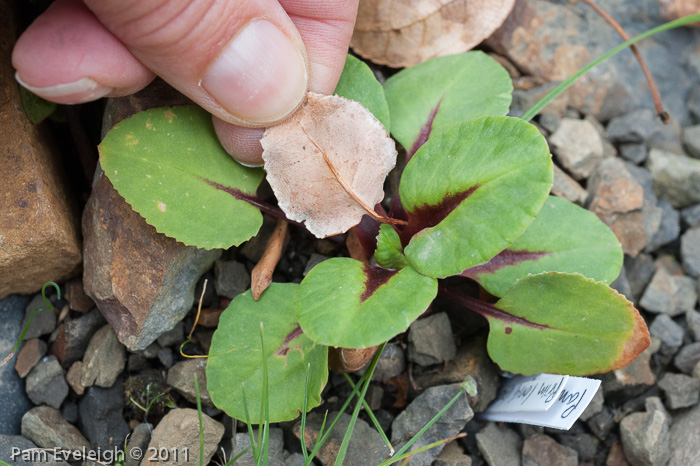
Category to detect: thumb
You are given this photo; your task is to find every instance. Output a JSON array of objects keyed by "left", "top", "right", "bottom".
[{"left": 85, "top": 0, "right": 309, "bottom": 127}]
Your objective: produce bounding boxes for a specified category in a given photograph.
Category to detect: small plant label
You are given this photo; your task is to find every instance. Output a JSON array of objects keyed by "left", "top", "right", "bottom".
[{"left": 479, "top": 373, "right": 601, "bottom": 430}]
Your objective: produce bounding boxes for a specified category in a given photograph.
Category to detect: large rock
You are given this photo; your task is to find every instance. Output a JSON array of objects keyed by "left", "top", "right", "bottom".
[
  {"left": 77, "top": 377, "right": 129, "bottom": 451},
  {"left": 82, "top": 170, "right": 220, "bottom": 351},
  {"left": 0, "top": 295, "right": 33, "bottom": 435},
  {"left": 391, "top": 384, "right": 473, "bottom": 466},
  {"left": 21, "top": 406, "right": 90, "bottom": 452},
  {"left": 486, "top": 0, "right": 700, "bottom": 124},
  {"left": 620, "top": 397, "right": 670, "bottom": 466},
  {"left": 142, "top": 409, "right": 224, "bottom": 466},
  {"left": 0, "top": 1, "right": 81, "bottom": 299},
  {"left": 669, "top": 401, "right": 700, "bottom": 465}
]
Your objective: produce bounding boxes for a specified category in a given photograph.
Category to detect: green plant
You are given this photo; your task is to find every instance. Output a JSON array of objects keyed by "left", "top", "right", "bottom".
[{"left": 97, "top": 14, "right": 700, "bottom": 423}]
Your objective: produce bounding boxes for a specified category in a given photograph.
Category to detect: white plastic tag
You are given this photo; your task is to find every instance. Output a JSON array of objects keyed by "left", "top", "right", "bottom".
[{"left": 478, "top": 373, "right": 601, "bottom": 430}]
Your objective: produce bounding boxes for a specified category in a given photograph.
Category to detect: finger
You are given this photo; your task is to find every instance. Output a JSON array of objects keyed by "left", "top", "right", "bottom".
[
  {"left": 12, "top": 0, "right": 155, "bottom": 104},
  {"left": 214, "top": 0, "right": 359, "bottom": 166},
  {"left": 82, "top": 0, "right": 309, "bottom": 127}
]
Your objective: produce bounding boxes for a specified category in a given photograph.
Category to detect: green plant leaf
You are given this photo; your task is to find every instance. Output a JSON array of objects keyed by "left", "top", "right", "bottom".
[
  {"left": 334, "top": 54, "right": 390, "bottom": 132},
  {"left": 374, "top": 224, "right": 408, "bottom": 270},
  {"left": 20, "top": 87, "right": 57, "bottom": 124},
  {"left": 207, "top": 283, "right": 327, "bottom": 424},
  {"left": 297, "top": 258, "right": 437, "bottom": 348},
  {"left": 99, "top": 106, "right": 265, "bottom": 249},
  {"left": 383, "top": 52, "right": 512, "bottom": 153},
  {"left": 463, "top": 196, "right": 623, "bottom": 297},
  {"left": 398, "top": 116, "right": 553, "bottom": 279},
  {"left": 444, "top": 273, "right": 650, "bottom": 376}
]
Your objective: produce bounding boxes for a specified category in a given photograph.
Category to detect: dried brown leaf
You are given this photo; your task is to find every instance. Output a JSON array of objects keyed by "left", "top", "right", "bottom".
[
  {"left": 251, "top": 219, "right": 288, "bottom": 301},
  {"left": 658, "top": 0, "right": 700, "bottom": 26},
  {"left": 351, "top": 0, "right": 516, "bottom": 68},
  {"left": 261, "top": 92, "right": 397, "bottom": 238}
]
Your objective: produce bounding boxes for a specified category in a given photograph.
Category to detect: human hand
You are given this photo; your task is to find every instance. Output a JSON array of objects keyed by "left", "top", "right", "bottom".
[{"left": 12, "top": 0, "right": 359, "bottom": 166}]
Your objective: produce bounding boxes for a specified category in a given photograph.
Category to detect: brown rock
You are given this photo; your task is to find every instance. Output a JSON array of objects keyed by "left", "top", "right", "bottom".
[
  {"left": 0, "top": 1, "right": 81, "bottom": 298},
  {"left": 143, "top": 408, "right": 224, "bottom": 466},
  {"left": 21, "top": 406, "right": 90, "bottom": 452},
  {"left": 66, "top": 361, "right": 85, "bottom": 396},
  {"left": 605, "top": 441, "right": 630, "bottom": 466},
  {"left": 659, "top": 0, "right": 700, "bottom": 26},
  {"left": 587, "top": 158, "right": 648, "bottom": 256},
  {"left": 14, "top": 338, "right": 47, "bottom": 378},
  {"left": 66, "top": 278, "right": 95, "bottom": 313},
  {"left": 601, "top": 342, "right": 657, "bottom": 396},
  {"left": 415, "top": 336, "right": 499, "bottom": 412},
  {"left": 82, "top": 170, "right": 220, "bottom": 351},
  {"left": 166, "top": 359, "right": 213, "bottom": 407},
  {"left": 50, "top": 308, "right": 106, "bottom": 367},
  {"left": 522, "top": 434, "right": 578, "bottom": 466}
]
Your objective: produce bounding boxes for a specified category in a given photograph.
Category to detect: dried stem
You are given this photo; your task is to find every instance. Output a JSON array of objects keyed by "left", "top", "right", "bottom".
[
  {"left": 576, "top": 0, "right": 669, "bottom": 123},
  {"left": 251, "top": 219, "right": 288, "bottom": 301}
]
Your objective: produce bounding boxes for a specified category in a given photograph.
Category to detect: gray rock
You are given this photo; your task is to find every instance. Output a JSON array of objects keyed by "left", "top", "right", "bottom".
[
  {"left": 549, "top": 118, "right": 604, "bottom": 179},
  {"left": 157, "top": 347, "right": 173, "bottom": 368},
  {"left": 434, "top": 440, "right": 472, "bottom": 466},
  {"left": 538, "top": 113, "right": 560, "bottom": 134},
  {"left": 230, "top": 428, "right": 285, "bottom": 466},
  {"left": 284, "top": 452, "right": 305, "bottom": 466},
  {"left": 620, "top": 396, "right": 670, "bottom": 466},
  {"left": 607, "top": 108, "right": 660, "bottom": 144},
  {"left": 625, "top": 253, "right": 656, "bottom": 301},
  {"left": 522, "top": 434, "right": 577, "bottom": 466},
  {"left": 78, "top": 377, "right": 129, "bottom": 451},
  {"left": 295, "top": 411, "right": 390, "bottom": 466},
  {"left": 648, "top": 115, "right": 685, "bottom": 154},
  {"left": 21, "top": 294, "right": 56, "bottom": 340},
  {"left": 578, "top": 386, "right": 604, "bottom": 422},
  {"left": 556, "top": 433, "right": 597, "bottom": 462},
  {"left": 125, "top": 423, "right": 152, "bottom": 466},
  {"left": 551, "top": 165, "right": 587, "bottom": 205},
  {"left": 369, "top": 343, "right": 405, "bottom": 381},
  {"left": 476, "top": 423, "right": 521, "bottom": 466},
  {"left": 303, "top": 253, "right": 330, "bottom": 276},
  {"left": 646, "top": 200, "right": 680, "bottom": 252},
  {"left": 649, "top": 314, "right": 684, "bottom": 356},
  {"left": 611, "top": 266, "right": 633, "bottom": 300},
  {"left": 620, "top": 143, "right": 648, "bottom": 164},
  {"left": 21, "top": 406, "right": 90, "bottom": 452},
  {"left": 658, "top": 372, "right": 700, "bottom": 409},
  {"left": 25, "top": 356, "right": 68, "bottom": 409},
  {"left": 156, "top": 321, "right": 184, "bottom": 347},
  {"left": 669, "top": 402, "right": 700, "bottom": 465},
  {"left": 142, "top": 409, "right": 223, "bottom": 466},
  {"left": 639, "top": 264, "right": 697, "bottom": 316},
  {"left": 83, "top": 169, "right": 221, "bottom": 352},
  {"left": 14, "top": 338, "right": 48, "bottom": 378},
  {"left": 587, "top": 406, "right": 616, "bottom": 440},
  {"left": 50, "top": 308, "right": 106, "bottom": 367},
  {"left": 681, "top": 226, "right": 700, "bottom": 277},
  {"left": 80, "top": 325, "right": 125, "bottom": 388},
  {"left": 682, "top": 125, "right": 700, "bottom": 158},
  {"left": 0, "top": 434, "right": 69, "bottom": 466},
  {"left": 166, "top": 359, "right": 212, "bottom": 407},
  {"left": 675, "top": 342, "right": 700, "bottom": 374},
  {"left": 408, "top": 313, "right": 457, "bottom": 366},
  {"left": 391, "top": 384, "right": 473, "bottom": 466},
  {"left": 214, "top": 260, "right": 250, "bottom": 299},
  {"left": 694, "top": 361, "right": 700, "bottom": 380},
  {"left": 0, "top": 295, "right": 34, "bottom": 435},
  {"left": 681, "top": 203, "right": 700, "bottom": 227},
  {"left": 647, "top": 148, "right": 700, "bottom": 208},
  {"left": 687, "top": 310, "right": 700, "bottom": 342}
]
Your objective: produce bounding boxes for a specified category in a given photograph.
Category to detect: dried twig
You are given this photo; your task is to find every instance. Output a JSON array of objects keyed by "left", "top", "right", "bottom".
[{"left": 251, "top": 219, "right": 288, "bottom": 301}]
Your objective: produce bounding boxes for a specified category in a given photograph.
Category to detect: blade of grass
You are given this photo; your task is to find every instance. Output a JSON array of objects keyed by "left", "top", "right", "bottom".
[
  {"left": 381, "top": 382, "right": 469, "bottom": 464},
  {"left": 241, "top": 384, "right": 259, "bottom": 460},
  {"left": 259, "top": 323, "right": 270, "bottom": 466},
  {"left": 300, "top": 363, "right": 311, "bottom": 461},
  {"left": 342, "top": 373, "right": 394, "bottom": 455},
  {"left": 379, "top": 433, "right": 467, "bottom": 466},
  {"left": 521, "top": 13, "right": 700, "bottom": 121},
  {"left": 333, "top": 342, "right": 387, "bottom": 466},
  {"left": 1, "top": 282, "right": 60, "bottom": 368},
  {"left": 223, "top": 446, "right": 252, "bottom": 466},
  {"left": 194, "top": 375, "right": 204, "bottom": 466}
]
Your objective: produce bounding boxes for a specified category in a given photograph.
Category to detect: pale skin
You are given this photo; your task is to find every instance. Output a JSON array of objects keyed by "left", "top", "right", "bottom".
[{"left": 12, "top": 0, "right": 360, "bottom": 166}]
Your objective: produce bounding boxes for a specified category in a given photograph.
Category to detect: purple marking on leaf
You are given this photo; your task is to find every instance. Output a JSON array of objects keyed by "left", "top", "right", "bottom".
[
  {"left": 274, "top": 324, "right": 303, "bottom": 357},
  {"left": 203, "top": 179, "right": 302, "bottom": 226},
  {"left": 439, "top": 285, "right": 550, "bottom": 330},
  {"left": 360, "top": 266, "right": 398, "bottom": 303},
  {"left": 462, "top": 250, "right": 551, "bottom": 278},
  {"left": 407, "top": 98, "right": 443, "bottom": 162},
  {"left": 352, "top": 203, "right": 387, "bottom": 257},
  {"left": 398, "top": 186, "right": 479, "bottom": 246}
]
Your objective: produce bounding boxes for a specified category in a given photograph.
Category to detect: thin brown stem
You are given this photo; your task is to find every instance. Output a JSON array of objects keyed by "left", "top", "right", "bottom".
[
  {"left": 576, "top": 0, "right": 669, "bottom": 123},
  {"left": 251, "top": 219, "right": 287, "bottom": 301},
  {"left": 302, "top": 127, "right": 408, "bottom": 226}
]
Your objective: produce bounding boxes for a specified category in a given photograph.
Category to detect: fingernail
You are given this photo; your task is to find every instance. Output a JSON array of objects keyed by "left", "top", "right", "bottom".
[
  {"left": 202, "top": 19, "right": 308, "bottom": 124},
  {"left": 15, "top": 73, "right": 113, "bottom": 104}
]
